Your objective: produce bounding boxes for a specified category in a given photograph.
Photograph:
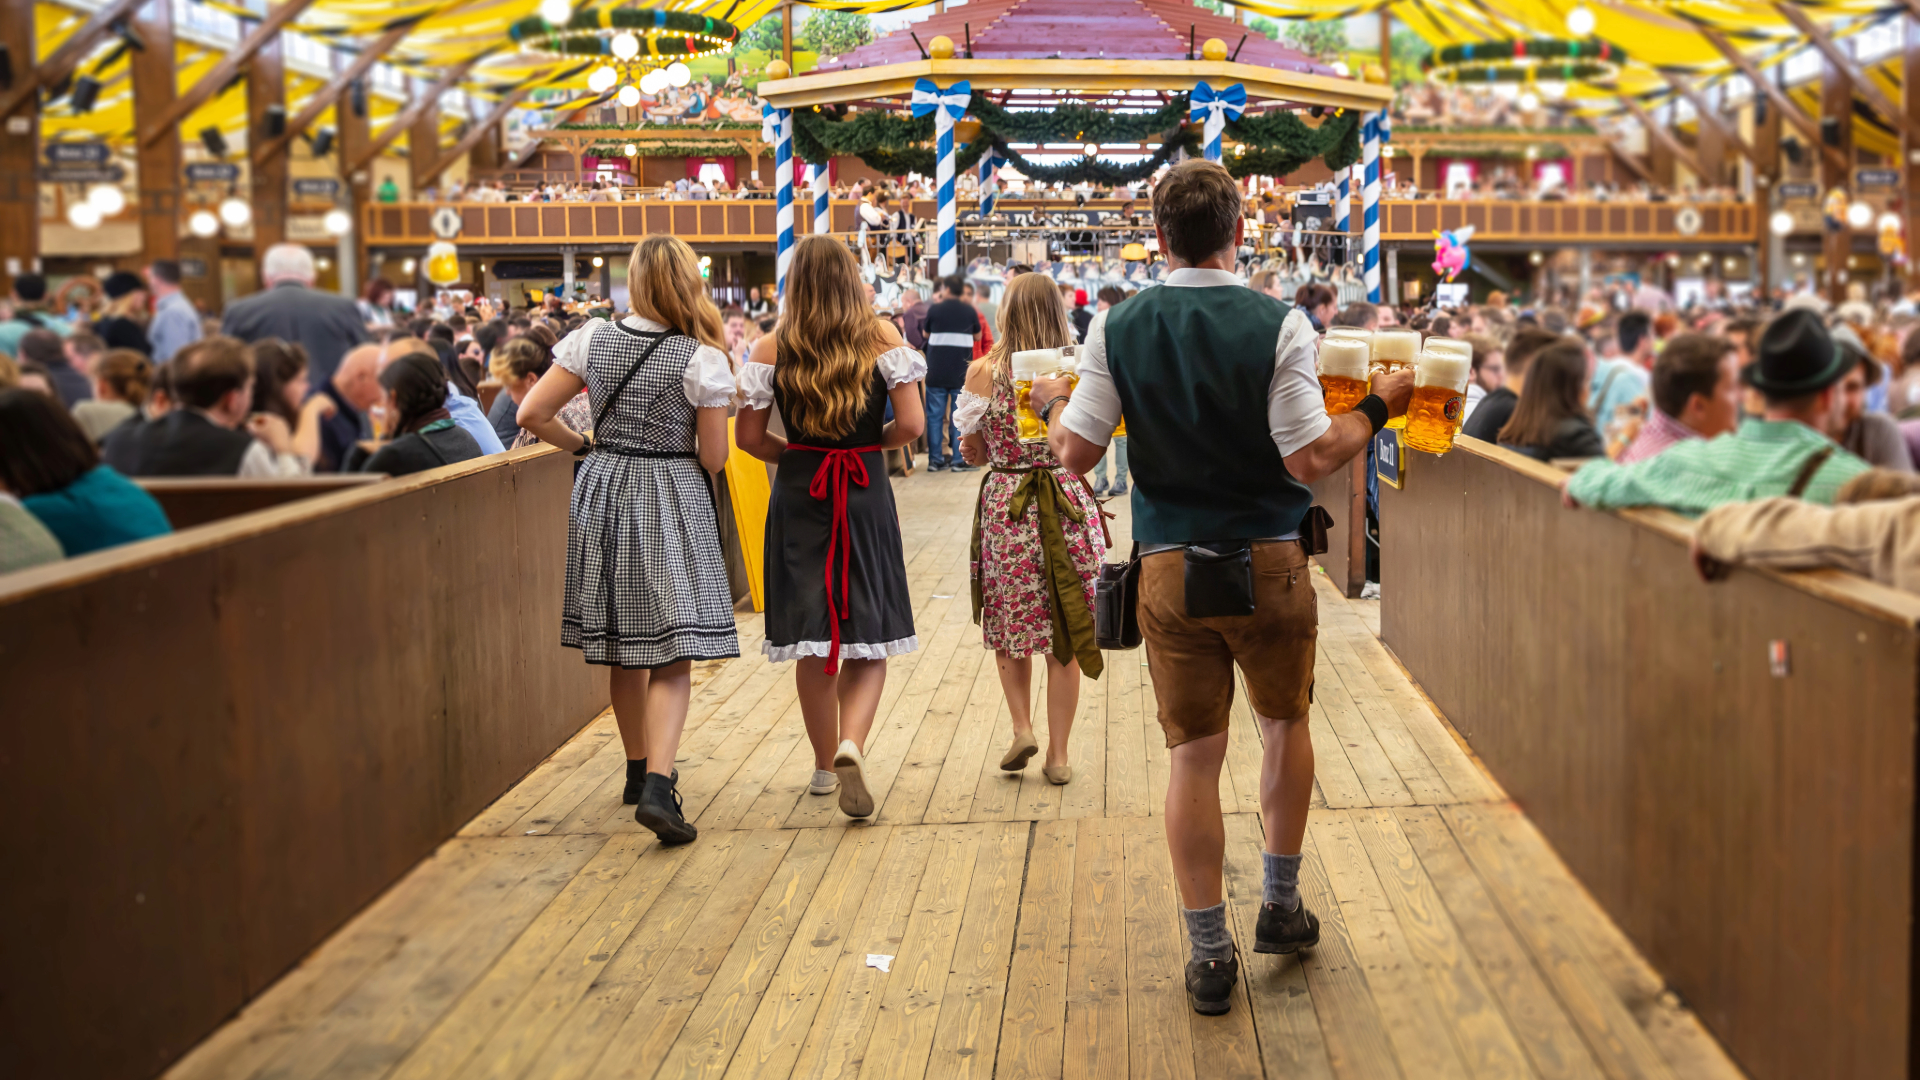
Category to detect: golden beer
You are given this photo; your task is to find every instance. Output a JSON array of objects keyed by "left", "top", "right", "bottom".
[
  {"left": 1370, "top": 329, "right": 1420, "bottom": 430},
  {"left": 1012, "top": 347, "right": 1076, "bottom": 443},
  {"left": 1403, "top": 349, "right": 1471, "bottom": 454},
  {"left": 1319, "top": 333, "right": 1372, "bottom": 415}
]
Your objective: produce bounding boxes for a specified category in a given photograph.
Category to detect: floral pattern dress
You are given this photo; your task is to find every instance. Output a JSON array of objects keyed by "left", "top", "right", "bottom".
[{"left": 972, "top": 370, "right": 1108, "bottom": 658}]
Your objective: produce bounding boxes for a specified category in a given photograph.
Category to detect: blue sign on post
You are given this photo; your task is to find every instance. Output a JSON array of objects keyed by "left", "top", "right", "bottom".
[
  {"left": 1856, "top": 168, "right": 1902, "bottom": 190},
  {"left": 45, "top": 142, "right": 109, "bottom": 165},
  {"left": 185, "top": 162, "right": 241, "bottom": 182},
  {"left": 292, "top": 178, "right": 341, "bottom": 198},
  {"left": 1374, "top": 427, "right": 1404, "bottom": 490}
]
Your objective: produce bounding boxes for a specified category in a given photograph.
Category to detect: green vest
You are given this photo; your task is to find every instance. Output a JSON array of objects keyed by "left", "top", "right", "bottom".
[{"left": 1105, "top": 284, "right": 1313, "bottom": 544}]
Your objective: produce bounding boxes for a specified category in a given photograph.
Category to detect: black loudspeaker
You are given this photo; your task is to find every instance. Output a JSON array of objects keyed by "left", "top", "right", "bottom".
[
  {"left": 1782, "top": 136, "right": 1805, "bottom": 166},
  {"left": 350, "top": 78, "right": 368, "bottom": 119},
  {"left": 309, "top": 127, "right": 335, "bottom": 157},
  {"left": 0, "top": 44, "right": 13, "bottom": 90},
  {"left": 265, "top": 103, "right": 286, "bottom": 137},
  {"left": 200, "top": 126, "right": 228, "bottom": 158},
  {"left": 1821, "top": 116, "right": 1841, "bottom": 147},
  {"left": 68, "top": 75, "right": 100, "bottom": 114}
]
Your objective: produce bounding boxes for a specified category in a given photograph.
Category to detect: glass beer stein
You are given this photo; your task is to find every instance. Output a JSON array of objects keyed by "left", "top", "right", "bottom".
[
  {"left": 1404, "top": 347, "right": 1472, "bottom": 454},
  {"left": 1319, "top": 333, "right": 1372, "bottom": 415},
  {"left": 1370, "top": 329, "right": 1420, "bottom": 429},
  {"left": 1012, "top": 347, "right": 1076, "bottom": 444}
]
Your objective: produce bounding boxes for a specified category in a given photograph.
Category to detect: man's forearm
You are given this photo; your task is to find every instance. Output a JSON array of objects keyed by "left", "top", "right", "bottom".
[{"left": 1283, "top": 412, "right": 1374, "bottom": 484}]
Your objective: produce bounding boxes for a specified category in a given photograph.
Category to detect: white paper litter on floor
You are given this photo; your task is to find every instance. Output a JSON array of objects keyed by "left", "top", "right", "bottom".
[{"left": 865, "top": 954, "right": 894, "bottom": 972}]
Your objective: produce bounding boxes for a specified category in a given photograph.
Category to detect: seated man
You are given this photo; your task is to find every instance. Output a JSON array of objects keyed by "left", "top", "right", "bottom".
[
  {"left": 1615, "top": 332, "right": 1743, "bottom": 464},
  {"left": 1692, "top": 478, "right": 1920, "bottom": 594},
  {"left": 1565, "top": 310, "right": 1870, "bottom": 514},
  {"left": 113, "top": 336, "right": 304, "bottom": 477},
  {"left": 316, "top": 343, "right": 383, "bottom": 473}
]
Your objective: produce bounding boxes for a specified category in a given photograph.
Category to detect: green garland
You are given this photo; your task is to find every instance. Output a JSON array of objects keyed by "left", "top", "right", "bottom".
[{"left": 791, "top": 91, "right": 1362, "bottom": 179}]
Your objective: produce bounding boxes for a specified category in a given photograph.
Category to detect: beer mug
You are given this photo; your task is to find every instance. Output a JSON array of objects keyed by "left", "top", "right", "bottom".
[
  {"left": 1404, "top": 347, "right": 1472, "bottom": 454},
  {"left": 1370, "top": 329, "right": 1420, "bottom": 429},
  {"left": 1012, "top": 347, "right": 1075, "bottom": 443},
  {"left": 1319, "top": 333, "right": 1372, "bottom": 415}
]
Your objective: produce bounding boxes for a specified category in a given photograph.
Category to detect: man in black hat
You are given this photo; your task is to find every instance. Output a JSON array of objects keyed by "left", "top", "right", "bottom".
[{"left": 1564, "top": 308, "right": 1870, "bottom": 513}]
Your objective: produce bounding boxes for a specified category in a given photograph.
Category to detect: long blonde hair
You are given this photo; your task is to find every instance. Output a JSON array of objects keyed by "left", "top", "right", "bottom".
[
  {"left": 773, "top": 236, "right": 892, "bottom": 439},
  {"left": 982, "top": 271, "right": 1075, "bottom": 383},
  {"left": 627, "top": 234, "right": 728, "bottom": 359}
]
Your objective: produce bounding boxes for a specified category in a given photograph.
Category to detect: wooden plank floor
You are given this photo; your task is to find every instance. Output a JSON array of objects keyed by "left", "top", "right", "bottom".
[{"left": 166, "top": 471, "right": 1747, "bottom": 1080}]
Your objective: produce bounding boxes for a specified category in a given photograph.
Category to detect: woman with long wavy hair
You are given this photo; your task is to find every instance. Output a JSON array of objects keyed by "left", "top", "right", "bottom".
[
  {"left": 519, "top": 234, "right": 740, "bottom": 846},
  {"left": 954, "top": 271, "right": 1107, "bottom": 785},
  {"left": 735, "top": 235, "right": 926, "bottom": 819}
]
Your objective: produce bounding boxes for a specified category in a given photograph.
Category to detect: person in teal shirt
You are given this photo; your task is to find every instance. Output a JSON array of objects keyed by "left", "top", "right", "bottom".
[
  {"left": 0, "top": 389, "right": 171, "bottom": 557},
  {"left": 1565, "top": 310, "right": 1869, "bottom": 516}
]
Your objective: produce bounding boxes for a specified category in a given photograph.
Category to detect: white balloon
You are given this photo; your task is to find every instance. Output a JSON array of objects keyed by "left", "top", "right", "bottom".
[
  {"left": 667, "top": 62, "right": 691, "bottom": 87},
  {"left": 611, "top": 32, "right": 640, "bottom": 60},
  {"left": 588, "top": 65, "right": 617, "bottom": 92},
  {"left": 65, "top": 201, "right": 102, "bottom": 229},
  {"left": 640, "top": 68, "right": 667, "bottom": 94},
  {"left": 618, "top": 84, "right": 642, "bottom": 107}
]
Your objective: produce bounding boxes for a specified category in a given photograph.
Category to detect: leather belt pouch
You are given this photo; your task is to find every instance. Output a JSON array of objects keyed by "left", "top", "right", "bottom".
[{"left": 1184, "top": 542, "right": 1256, "bottom": 618}]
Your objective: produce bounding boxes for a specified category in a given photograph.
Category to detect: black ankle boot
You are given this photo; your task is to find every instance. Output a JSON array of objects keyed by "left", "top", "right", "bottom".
[
  {"left": 623, "top": 759, "right": 647, "bottom": 804},
  {"left": 634, "top": 772, "right": 698, "bottom": 845}
]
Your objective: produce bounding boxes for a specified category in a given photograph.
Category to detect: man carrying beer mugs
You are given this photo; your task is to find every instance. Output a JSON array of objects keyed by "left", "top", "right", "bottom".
[{"left": 1030, "top": 160, "right": 1413, "bottom": 1017}]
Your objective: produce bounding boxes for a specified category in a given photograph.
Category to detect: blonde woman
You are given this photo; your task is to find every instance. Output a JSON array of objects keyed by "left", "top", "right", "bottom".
[
  {"left": 518, "top": 235, "right": 739, "bottom": 846},
  {"left": 955, "top": 272, "right": 1107, "bottom": 784},
  {"left": 735, "top": 235, "right": 926, "bottom": 819}
]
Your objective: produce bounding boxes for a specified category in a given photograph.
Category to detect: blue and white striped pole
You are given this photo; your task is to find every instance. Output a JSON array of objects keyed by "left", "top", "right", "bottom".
[
  {"left": 810, "top": 161, "right": 830, "bottom": 235},
  {"left": 1362, "top": 113, "right": 1381, "bottom": 303},
  {"left": 910, "top": 78, "right": 970, "bottom": 276},
  {"left": 774, "top": 108, "right": 794, "bottom": 301},
  {"left": 1189, "top": 82, "right": 1246, "bottom": 163},
  {"left": 1333, "top": 163, "right": 1350, "bottom": 265},
  {"left": 978, "top": 152, "right": 1004, "bottom": 217}
]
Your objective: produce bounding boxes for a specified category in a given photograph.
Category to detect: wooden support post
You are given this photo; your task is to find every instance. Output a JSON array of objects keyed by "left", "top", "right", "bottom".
[
  {"left": 1703, "top": 28, "right": 1847, "bottom": 175},
  {"left": 1753, "top": 79, "right": 1783, "bottom": 293},
  {"left": 139, "top": 0, "right": 319, "bottom": 146},
  {"left": 419, "top": 88, "right": 533, "bottom": 189},
  {"left": 0, "top": 0, "right": 142, "bottom": 122},
  {"left": 343, "top": 52, "right": 482, "bottom": 178},
  {"left": 0, "top": 0, "right": 38, "bottom": 293},
  {"left": 338, "top": 78, "right": 371, "bottom": 288},
  {"left": 781, "top": 1, "right": 795, "bottom": 67},
  {"left": 130, "top": 0, "right": 182, "bottom": 262},
  {"left": 1694, "top": 108, "right": 1726, "bottom": 188},
  {"left": 248, "top": 19, "right": 289, "bottom": 252},
  {"left": 1775, "top": 1, "right": 1918, "bottom": 143},
  {"left": 1660, "top": 69, "right": 1757, "bottom": 165},
  {"left": 1821, "top": 49, "right": 1854, "bottom": 303},
  {"left": 251, "top": 19, "right": 411, "bottom": 166},
  {"left": 1906, "top": 14, "right": 1920, "bottom": 289},
  {"left": 1620, "top": 95, "right": 1704, "bottom": 186},
  {"left": 408, "top": 76, "right": 441, "bottom": 197}
]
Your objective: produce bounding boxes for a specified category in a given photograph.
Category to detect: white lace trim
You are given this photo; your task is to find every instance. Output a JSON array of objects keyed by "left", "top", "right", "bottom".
[
  {"left": 952, "top": 390, "right": 991, "bottom": 436},
  {"left": 763, "top": 635, "right": 920, "bottom": 663}
]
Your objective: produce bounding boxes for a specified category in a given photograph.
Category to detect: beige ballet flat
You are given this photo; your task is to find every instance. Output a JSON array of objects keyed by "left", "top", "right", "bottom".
[
  {"left": 834, "top": 740, "right": 873, "bottom": 818},
  {"left": 1043, "top": 764, "right": 1073, "bottom": 785},
  {"left": 999, "top": 730, "right": 1040, "bottom": 772}
]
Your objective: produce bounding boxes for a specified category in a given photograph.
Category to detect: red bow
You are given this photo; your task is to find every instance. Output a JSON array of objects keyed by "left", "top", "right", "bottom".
[{"left": 787, "top": 444, "right": 881, "bottom": 674}]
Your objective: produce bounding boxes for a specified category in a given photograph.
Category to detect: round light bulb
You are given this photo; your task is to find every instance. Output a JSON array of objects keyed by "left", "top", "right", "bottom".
[
  {"left": 588, "top": 65, "right": 617, "bottom": 93},
  {"left": 591, "top": 256, "right": 604, "bottom": 267},
  {"left": 1566, "top": 5, "right": 1596, "bottom": 35},
  {"left": 1540, "top": 80, "right": 1566, "bottom": 100},
  {"left": 86, "top": 184, "right": 125, "bottom": 215},
  {"left": 1878, "top": 211, "right": 1902, "bottom": 231},
  {"left": 1847, "top": 200, "right": 1874, "bottom": 229},
  {"left": 1770, "top": 210, "right": 1795, "bottom": 236},
  {"left": 402, "top": 258, "right": 417, "bottom": 273},
  {"left": 1081, "top": 142, "right": 1098, "bottom": 157},
  {"left": 666, "top": 62, "right": 691, "bottom": 88},
  {"left": 610, "top": 32, "right": 639, "bottom": 60},
  {"left": 622, "top": 143, "right": 638, "bottom": 157},
  {"left": 540, "top": 0, "right": 570, "bottom": 26},
  {"left": 1666, "top": 253, "right": 1681, "bottom": 267},
  {"left": 617, "top": 84, "right": 642, "bottom": 107},
  {"left": 218, "top": 196, "right": 252, "bottom": 227},
  {"left": 324, "top": 208, "right": 352, "bottom": 236},
  {"left": 1528, "top": 251, "right": 1544, "bottom": 265},
  {"left": 189, "top": 209, "right": 220, "bottom": 237},
  {"left": 639, "top": 68, "right": 667, "bottom": 94},
  {"left": 1517, "top": 90, "right": 1540, "bottom": 112},
  {"left": 66, "top": 201, "right": 102, "bottom": 229},
  {"left": 315, "top": 257, "right": 332, "bottom": 271}
]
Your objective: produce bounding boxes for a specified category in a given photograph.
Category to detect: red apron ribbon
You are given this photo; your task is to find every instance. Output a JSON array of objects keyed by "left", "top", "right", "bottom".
[{"left": 786, "top": 444, "right": 881, "bottom": 674}]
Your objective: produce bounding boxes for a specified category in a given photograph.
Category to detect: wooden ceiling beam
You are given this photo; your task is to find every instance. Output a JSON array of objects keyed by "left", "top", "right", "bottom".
[
  {"left": 343, "top": 51, "right": 485, "bottom": 176},
  {"left": 252, "top": 19, "right": 414, "bottom": 165},
  {"left": 1773, "top": 0, "right": 1917, "bottom": 142},
  {"left": 1618, "top": 94, "right": 1709, "bottom": 182},
  {"left": 139, "top": 0, "right": 322, "bottom": 145},
  {"left": 418, "top": 86, "right": 533, "bottom": 186},
  {"left": 1700, "top": 27, "right": 1846, "bottom": 174},
  {"left": 0, "top": 0, "right": 144, "bottom": 120},
  {"left": 1658, "top": 69, "right": 1757, "bottom": 164}
]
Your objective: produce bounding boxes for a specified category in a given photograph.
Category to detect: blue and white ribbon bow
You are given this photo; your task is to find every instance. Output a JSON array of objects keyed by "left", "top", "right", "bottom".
[
  {"left": 760, "top": 101, "right": 778, "bottom": 145},
  {"left": 910, "top": 78, "right": 971, "bottom": 121},
  {"left": 1188, "top": 81, "right": 1246, "bottom": 162}
]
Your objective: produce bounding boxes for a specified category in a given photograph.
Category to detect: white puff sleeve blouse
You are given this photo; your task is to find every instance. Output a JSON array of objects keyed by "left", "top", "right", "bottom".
[{"left": 551, "top": 316, "right": 736, "bottom": 409}]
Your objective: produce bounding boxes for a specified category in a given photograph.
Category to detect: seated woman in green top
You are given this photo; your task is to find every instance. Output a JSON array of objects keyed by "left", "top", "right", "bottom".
[
  {"left": 351, "top": 353, "right": 485, "bottom": 477},
  {"left": 0, "top": 388, "right": 171, "bottom": 557}
]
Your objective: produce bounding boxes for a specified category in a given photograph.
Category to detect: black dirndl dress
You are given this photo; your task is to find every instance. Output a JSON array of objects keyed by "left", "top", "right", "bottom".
[
  {"left": 562, "top": 320, "right": 739, "bottom": 669},
  {"left": 764, "top": 358, "right": 917, "bottom": 671}
]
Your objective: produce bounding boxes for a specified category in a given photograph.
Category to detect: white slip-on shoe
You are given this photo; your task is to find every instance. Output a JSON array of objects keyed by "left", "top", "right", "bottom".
[
  {"left": 833, "top": 739, "right": 874, "bottom": 818},
  {"left": 808, "top": 768, "right": 839, "bottom": 795}
]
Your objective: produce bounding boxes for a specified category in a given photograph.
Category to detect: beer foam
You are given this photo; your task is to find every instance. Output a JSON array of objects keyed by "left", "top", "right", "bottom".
[
  {"left": 1319, "top": 337, "right": 1371, "bottom": 380},
  {"left": 1012, "top": 348, "right": 1063, "bottom": 378},
  {"left": 1371, "top": 329, "right": 1420, "bottom": 362},
  {"left": 1414, "top": 351, "right": 1472, "bottom": 389},
  {"left": 1423, "top": 336, "right": 1472, "bottom": 359},
  {"left": 1326, "top": 327, "right": 1371, "bottom": 340}
]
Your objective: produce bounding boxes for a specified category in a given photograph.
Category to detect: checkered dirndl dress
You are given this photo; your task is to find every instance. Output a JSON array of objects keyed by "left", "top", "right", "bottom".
[{"left": 562, "top": 321, "right": 739, "bottom": 668}]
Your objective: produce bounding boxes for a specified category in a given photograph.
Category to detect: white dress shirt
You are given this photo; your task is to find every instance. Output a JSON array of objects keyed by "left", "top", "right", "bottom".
[{"left": 1055, "top": 267, "right": 1331, "bottom": 458}]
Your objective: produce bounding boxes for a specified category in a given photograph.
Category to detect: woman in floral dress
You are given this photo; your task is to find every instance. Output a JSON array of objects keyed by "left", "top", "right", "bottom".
[{"left": 956, "top": 271, "right": 1107, "bottom": 785}]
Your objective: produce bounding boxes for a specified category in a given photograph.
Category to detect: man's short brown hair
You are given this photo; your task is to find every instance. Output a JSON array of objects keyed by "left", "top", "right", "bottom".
[
  {"left": 1151, "top": 160, "right": 1242, "bottom": 264},
  {"left": 1502, "top": 327, "right": 1563, "bottom": 379},
  {"left": 171, "top": 335, "right": 255, "bottom": 410},
  {"left": 1651, "top": 332, "right": 1735, "bottom": 419}
]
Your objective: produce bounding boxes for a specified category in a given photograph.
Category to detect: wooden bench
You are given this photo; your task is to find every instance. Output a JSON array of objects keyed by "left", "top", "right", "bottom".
[{"left": 136, "top": 474, "right": 388, "bottom": 529}]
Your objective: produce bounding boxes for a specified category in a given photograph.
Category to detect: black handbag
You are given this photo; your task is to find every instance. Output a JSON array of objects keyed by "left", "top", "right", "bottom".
[
  {"left": 1094, "top": 542, "right": 1143, "bottom": 651},
  {"left": 1184, "top": 542, "right": 1255, "bottom": 619}
]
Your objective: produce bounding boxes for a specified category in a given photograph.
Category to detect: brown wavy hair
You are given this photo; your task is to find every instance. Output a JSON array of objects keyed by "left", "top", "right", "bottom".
[
  {"left": 773, "top": 236, "right": 892, "bottom": 440},
  {"left": 982, "top": 271, "right": 1074, "bottom": 386},
  {"left": 627, "top": 234, "right": 727, "bottom": 358}
]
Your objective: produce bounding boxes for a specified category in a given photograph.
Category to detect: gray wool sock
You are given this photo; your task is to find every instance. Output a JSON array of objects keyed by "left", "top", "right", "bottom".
[
  {"left": 1184, "top": 903, "right": 1234, "bottom": 963},
  {"left": 1263, "top": 851, "right": 1303, "bottom": 912}
]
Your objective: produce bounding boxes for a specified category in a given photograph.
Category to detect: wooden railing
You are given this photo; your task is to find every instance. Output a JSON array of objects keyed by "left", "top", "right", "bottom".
[
  {"left": 137, "top": 474, "right": 386, "bottom": 529},
  {"left": 365, "top": 197, "right": 1756, "bottom": 249},
  {"left": 0, "top": 446, "right": 608, "bottom": 1080},
  {"left": 1378, "top": 438, "right": 1920, "bottom": 1080}
]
